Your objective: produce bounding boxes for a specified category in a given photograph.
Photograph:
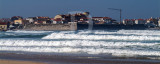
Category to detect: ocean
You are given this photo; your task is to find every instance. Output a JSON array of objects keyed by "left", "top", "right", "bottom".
[{"left": 0, "top": 30, "right": 160, "bottom": 58}]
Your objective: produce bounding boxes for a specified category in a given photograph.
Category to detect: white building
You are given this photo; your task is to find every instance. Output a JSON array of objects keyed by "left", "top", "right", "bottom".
[
  {"left": 158, "top": 19, "right": 160, "bottom": 27},
  {"left": 135, "top": 19, "right": 146, "bottom": 24},
  {"left": 147, "top": 20, "right": 152, "bottom": 23},
  {"left": 146, "top": 20, "right": 155, "bottom": 28},
  {"left": 26, "top": 17, "right": 34, "bottom": 23},
  {"left": 123, "top": 19, "right": 135, "bottom": 25},
  {"left": 92, "top": 17, "right": 112, "bottom": 24}
]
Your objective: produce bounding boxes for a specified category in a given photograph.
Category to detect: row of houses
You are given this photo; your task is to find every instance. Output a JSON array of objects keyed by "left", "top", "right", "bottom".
[
  {"left": 54, "top": 12, "right": 118, "bottom": 24},
  {"left": 1, "top": 12, "right": 160, "bottom": 31},
  {"left": 53, "top": 12, "right": 89, "bottom": 24},
  {"left": 0, "top": 12, "right": 119, "bottom": 31},
  {"left": 0, "top": 22, "right": 8, "bottom": 31},
  {"left": 123, "top": 18, "right": 160, "bottom": 27},
  {"left": 92, "top": 17, "right": 118, "bottom": 24},
  {"left": 0, "top": 16, "right": 117, "bottom": 31}
]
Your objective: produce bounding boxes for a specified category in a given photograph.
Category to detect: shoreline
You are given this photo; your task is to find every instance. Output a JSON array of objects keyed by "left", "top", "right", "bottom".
[
  {"left": 0, "top": 52, "right": 160, "bottom": 64},
  {"left": 0, "top": 59, "right": 46, "bottom": 64}
]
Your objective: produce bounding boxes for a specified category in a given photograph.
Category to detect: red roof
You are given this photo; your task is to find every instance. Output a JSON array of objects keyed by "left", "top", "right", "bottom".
[
  {"left": 54, "top": 18, "right": 62, "bottom": 21},
  {"left": 137, "top": 19, "right": 145, "bottom": 21},
  {"left": 0, "top": 22, "right": 7, "bottom": 25},
  {"left": 50, "top": 18, "right": 54, "bottom": 20},
  {"left": 103, "top": 17, "right": 112, "bottom": 19}
]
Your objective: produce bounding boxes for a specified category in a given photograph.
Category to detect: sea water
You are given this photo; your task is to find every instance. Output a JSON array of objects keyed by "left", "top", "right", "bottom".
[{"left": 0, "top": 30, "right": 160, "bottom": 57}]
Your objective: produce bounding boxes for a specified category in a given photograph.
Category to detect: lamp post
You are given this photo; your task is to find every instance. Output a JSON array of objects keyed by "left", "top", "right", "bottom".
[{"left": 108, "top": 8, "right": 122, "bottom": 24}]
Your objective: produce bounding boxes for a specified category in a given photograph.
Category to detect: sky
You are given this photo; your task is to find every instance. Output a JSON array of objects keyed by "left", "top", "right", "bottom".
[{"left": 0, "top": 0, "right": 160, "bottom": 21}]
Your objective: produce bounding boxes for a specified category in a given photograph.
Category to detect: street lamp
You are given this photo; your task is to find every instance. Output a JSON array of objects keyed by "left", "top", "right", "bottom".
[{"left": 108, "top": 8, "right": 122, "bottom": 24}]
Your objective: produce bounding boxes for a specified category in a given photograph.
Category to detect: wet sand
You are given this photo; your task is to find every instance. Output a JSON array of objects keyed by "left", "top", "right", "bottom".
[
  {"left": 0, "top": 59, "right": 45, "bottom": 64},
  {"left": 0, "top": 53, "right": 160, "bottom": 64}
]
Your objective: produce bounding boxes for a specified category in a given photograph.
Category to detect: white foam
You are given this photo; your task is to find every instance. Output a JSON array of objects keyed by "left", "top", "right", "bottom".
[
  {"left": 0, "top": 39, "right": 160, "bottom": 56},
  {"left": 6, "top": 30, "right": 54, "bottom": 34},
  {"left": 94, "top": 30, "right": 160, "bottom": 36},
  {"left": 0, "top": 39, "right": 159, "bottom": 47},
  {"left": 1, "top": 46, "right": 160, "bottom": 56},
  {"left": 42, "top": 33, "right": 160, "bottom": 40},
  {"left": 2, "top": 30, "right": 56, "bottom": 36},
  {"left": 1, "top": 30, "right": 160, "bottom": 56}
]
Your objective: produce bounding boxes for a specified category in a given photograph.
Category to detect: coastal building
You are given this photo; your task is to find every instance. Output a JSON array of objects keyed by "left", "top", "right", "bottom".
[
  {"left": 54, "top": 14, "right": 71, "bottom": 24},
  {"left": 54, "top": 15, "right": 63, "bottom": 19},
  {"left": 78, "top": 17, "right": 89, "bottom": 24},
  {"left": 42, "top": 21, "right": 46, "bottom": 24},
  {"left": 50, "top": 18, "right": 57, "bottom": 24},
  {"left": 147, "top": 19, "right": 153, "bottom": 23},
  {"left": 14, "top": 20, "right": 29, "bottom": 25},
  {"left": 92, "top": 17, "right": 113, "bottom": 24},
  {"left": 14, "top": 20, "right": 23, "bottom": 24},
  {"left": 92, "top": 17, "right": 105, "bottom": 24},
  {"left": 26, "top": 17, "right": 35, "bottom": 24},
  {"left": 158, "top": 19, "right": 160, "bottom": 27},
  {"left": 54, "top": 15, "right": 64, "bottom": 24},
  {"left": 146, "top": 19, "right": 155, "bottom": 28},
  {"left": 74, "top": 13, "right": 88, "bottom": 23},
  {"left": 92, "top": 17, "right": 104, "bottom": 22},
  {"left": 146, "top": 17, "right": 159, "bottom": 27},
  {"left": 54, "top": 18, "right": 63, "bottom": 24},
  {"left": 0, "top": 22, "right": 8, "bottom": 31},
  {"left": 0, "top": 18, "right": 10, "bottom": 22},
  {"left": 151, "top": 18, "right": 158, "bottom": 26},
  {"left": 32, "top": 16, "right": 52, "bottom": 24},
  {"left": 11, "top": 16, "right": 23, "bottom": 22},
  {"left": 34, "top": 21, "right": 46, "bottom": 24},
  {"left": 63, "top": 14, "right": 71, "bottom": 24},
  {"left": 83, "top": 12, "right": 90, "bottom": 16},
  {"left": 135, "top": 19, "right": 146, "bottom": 24},
  {"left": 123, "top": 19, "right": 135, "bottom": 25},
  {"left": 13, "top": 19, "right": 29, "bottom": 29},
  {"left": 22, "top": 20, "right": 30, "bottom": 25},
  {"left": 54, "top": 12, "right": 90, "bottom": 24}
]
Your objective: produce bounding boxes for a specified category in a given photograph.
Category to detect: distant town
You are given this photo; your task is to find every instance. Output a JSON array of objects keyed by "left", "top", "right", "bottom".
[{"left": 0, "top": 12, "right": 160, "bottom": 31}]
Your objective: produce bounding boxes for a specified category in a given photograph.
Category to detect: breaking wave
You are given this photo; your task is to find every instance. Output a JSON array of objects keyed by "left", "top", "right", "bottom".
[
  {"left": 0, "top": 39, "right": 160, "bottom": 56},
  {"left": 0, "top": 30, "right": 160, "bottom": 56},
  {"left": 0, "top": 31, "right": 54, "bottom": 38},
  {"left": 42, "top": 31, "right": 160, "bottom": 41}
]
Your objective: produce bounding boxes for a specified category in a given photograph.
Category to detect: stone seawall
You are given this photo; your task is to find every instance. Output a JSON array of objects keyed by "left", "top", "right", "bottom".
[
  {"left": 77, "top": 24, "right": 149, "bottom": 30},
  {"left": 23, "top": 22, "right": 77, "bottom": 31}
]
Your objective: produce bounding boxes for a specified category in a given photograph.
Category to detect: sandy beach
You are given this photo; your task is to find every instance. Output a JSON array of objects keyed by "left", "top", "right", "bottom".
[
  {"left": 0, "top": 59, "right": 45, "bottom": 64},
  {"left": 0, "top": 53, "right": 160, "bottom": 64}
]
